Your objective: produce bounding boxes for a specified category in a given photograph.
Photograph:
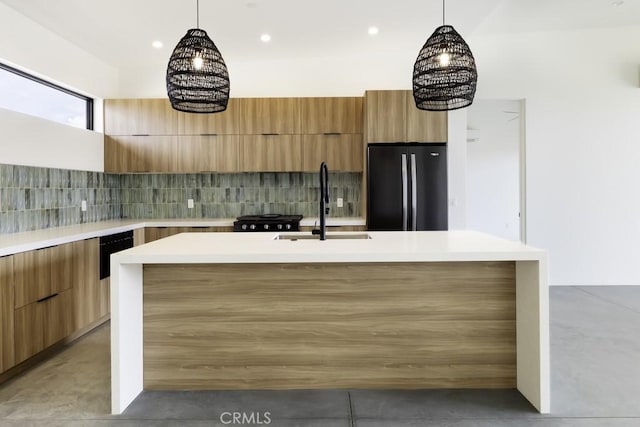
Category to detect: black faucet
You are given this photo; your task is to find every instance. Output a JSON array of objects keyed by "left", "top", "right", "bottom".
[{"left": 319, "top": 162, "right": 329, "bottom": 240}]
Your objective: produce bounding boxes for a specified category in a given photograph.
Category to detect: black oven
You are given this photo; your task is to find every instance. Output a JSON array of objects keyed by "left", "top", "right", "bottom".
[{"left": 99, "top": 231, "right": 134, "bottom": 280}]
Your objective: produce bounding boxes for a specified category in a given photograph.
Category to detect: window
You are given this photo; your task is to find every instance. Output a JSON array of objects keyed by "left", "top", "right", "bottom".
[{"left": 0, "top": 63, "right": 93, "bottom": 130}]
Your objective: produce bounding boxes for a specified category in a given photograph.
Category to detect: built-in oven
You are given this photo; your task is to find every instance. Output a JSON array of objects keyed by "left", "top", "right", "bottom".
[{"left": 99, "top": 231, "right": 134, "bottom": 280}]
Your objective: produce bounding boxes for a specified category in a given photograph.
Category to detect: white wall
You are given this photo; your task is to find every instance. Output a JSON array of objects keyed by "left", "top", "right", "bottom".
[
  {"left": 0, "top": 2, "right": 118, "bottom": 171},
  {"left": 0, "top": 107, "right": 104, "bottom": 172},
  {"left": 447, "top": 109, "right": 468, "bottom": 230},
  {"left": 117, "top": 51, "right": 415, "bottom": 98},
  {"left": 469, "top": 26, "right": 640, "bottom": 285},
  {"left": 467, "top": 100, "right": 521, "bottom": 241}
]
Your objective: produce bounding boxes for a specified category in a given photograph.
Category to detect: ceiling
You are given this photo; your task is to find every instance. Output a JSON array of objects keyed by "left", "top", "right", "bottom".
[{"left": 1, "top": 0, "right": 638, "bottom": 73}]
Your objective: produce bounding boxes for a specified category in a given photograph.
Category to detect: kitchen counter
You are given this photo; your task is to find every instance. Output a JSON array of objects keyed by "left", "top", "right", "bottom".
[
  {"left": 0, "top": 217, "right": 365, "bottom": 256},
  {"left": 111, "top": 231, "right": 549, "bottom": 415}
]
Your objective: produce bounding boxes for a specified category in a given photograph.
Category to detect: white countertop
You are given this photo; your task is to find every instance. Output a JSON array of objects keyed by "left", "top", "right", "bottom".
[
  {"left": 0, "top": 217, "right": 366, "bottom": 257},
  {"left": 112, "top": 230, "right": 545, "bottom": 264}
]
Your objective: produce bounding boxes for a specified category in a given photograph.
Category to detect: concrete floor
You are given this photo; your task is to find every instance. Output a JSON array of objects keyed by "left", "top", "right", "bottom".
[{"left": 0, "top": 286, "right": 639, "bottom": 426}]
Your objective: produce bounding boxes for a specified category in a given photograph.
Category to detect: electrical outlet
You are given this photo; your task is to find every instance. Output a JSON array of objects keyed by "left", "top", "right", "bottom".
[
  {"left": 187, "top": 199, "right": 194, "bottom": 209},
  {"left": 81, "top": 200, "right": 87, "bottom": 211},
  {"left": 336, "top": 197, "right": 343, "bottom": 208}
]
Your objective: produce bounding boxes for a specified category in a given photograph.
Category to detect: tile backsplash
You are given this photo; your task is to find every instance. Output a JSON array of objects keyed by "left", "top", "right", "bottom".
[
  {"left": 120, "top": 172, "right": 361, "bottom": 219},
  {"left": 0, "top": 164, "right": 121, "bottom": 234},
  {"left": 0, "top": 163, "right": 361, "bottom": 234}
]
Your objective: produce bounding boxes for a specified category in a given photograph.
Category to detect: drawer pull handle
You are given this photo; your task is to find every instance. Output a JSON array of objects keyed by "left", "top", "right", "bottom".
[
  {"left": 323, "top": 132, "right": 342, "bottom": 136},
  {"left": 37, "top": 293, "right": 59, "bottom": 303}
]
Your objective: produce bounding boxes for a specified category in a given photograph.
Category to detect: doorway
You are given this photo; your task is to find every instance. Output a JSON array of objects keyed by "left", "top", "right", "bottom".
[{"left": 466, "top": 99, "right": 526, "bottom": 242}]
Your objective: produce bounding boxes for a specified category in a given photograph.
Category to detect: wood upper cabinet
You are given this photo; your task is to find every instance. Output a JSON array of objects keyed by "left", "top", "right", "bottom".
[
  {"left": 238, "top": 98, "right": 301, "bottom": 135},
  {"left": 300, "top": 97, "right": 363, "bottom": 134},
  {"left": 176, "top": 135, "right": 239, "bottom": 172},
  {"left": 364, "top": 90, "right": 447, "bottom": 143},
  {"left": 240, "top": 135, "right": 303, "bottom": 172},
  {"left": 105, "top": 135, "right": 179, "bottom": 173},
  {"left": 1, "top": 256, "right": 15, "bottom": 372},
  {"left": 177, "top": 98, "right": 240, "bottom": 135},
  {"left": 365, "top": 90, "right": 407, "bottom": 143},
  {"left": 405, "top": 94, "right": 447, "bottom": 142},
  {"left": 302, "top": 134, "right": 363, "bottom": 172},
  {"left": 104, "top": 98, "right": 178, "bottom": 135}
]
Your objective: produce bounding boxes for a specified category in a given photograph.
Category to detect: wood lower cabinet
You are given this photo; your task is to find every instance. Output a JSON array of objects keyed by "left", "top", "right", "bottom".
[
  {"left": 144, "top": 226, "right": 233, "bottom": 244},
  {"left": 302, "top": 134, "right": 363, "bottom": 172},
  {"left": 13, "top": 249, "right": 50, "bottom": 309},
  {"left": 0, "top": 256, "right": 15, "bottom": 372},
  {"left": 299, "top": 225, "right": 366, "bottom": 232},
  {"left": 240, "top": 135, "right": 303, "bottom": 172},
  {"left": 14, "top": 301, "right": 43, "bottom": 364},
  {"left": 14, "top": 289, "right": 74, "bottom": 364},
  {"left": 72, "top": 238, "right": 105, "bottom": 331},
  {"left": 133, "top": 228, "right": 145, "bottom": 246},
  {"left": 13, "top": 245, "right": 73, "bottom": 309},
  {"left": 43, "top": 290, "right": 74, "bottom": 348}
]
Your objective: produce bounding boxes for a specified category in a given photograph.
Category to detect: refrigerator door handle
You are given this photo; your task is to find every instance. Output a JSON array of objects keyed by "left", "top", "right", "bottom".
[
  {"left": 410, "top": 153, "right": 418, "bottom": 231},
  {"left": 401, "top": 154, "right": 408, "bottom": 231}
]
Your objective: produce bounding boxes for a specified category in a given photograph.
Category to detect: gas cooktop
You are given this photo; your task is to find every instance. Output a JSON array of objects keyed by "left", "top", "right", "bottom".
[{"left": 233, "top": 214, "right": 303, "bottom": 232}]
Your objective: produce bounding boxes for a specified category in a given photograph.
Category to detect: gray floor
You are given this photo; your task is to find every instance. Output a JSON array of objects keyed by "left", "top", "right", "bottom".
[{"left": 0, "top": 286, "right": 639, "bottom": 426}]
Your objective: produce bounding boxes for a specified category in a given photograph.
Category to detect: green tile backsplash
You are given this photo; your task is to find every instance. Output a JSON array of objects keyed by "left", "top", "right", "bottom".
[
  {"left": 0, "top": 164, "right": 361, "bottom": 234},
  {"left": 0, "top": 164, "right": 121, "bottom": 234}
]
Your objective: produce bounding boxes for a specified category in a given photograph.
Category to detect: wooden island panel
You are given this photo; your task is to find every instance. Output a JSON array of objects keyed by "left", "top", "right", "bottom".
[{"left": 143, "top": 261, "right": 516, "bottom": 390}]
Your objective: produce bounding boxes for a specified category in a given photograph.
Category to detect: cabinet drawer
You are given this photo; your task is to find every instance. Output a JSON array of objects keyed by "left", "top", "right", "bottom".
[{"left": 1, "top": 256, "right": 15, "bottom": 372}]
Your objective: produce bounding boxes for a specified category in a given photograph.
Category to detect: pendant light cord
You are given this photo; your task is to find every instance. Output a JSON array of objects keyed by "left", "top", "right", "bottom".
[
  {"left": 196, "top": 0, "right": 200, "bottom": 28},
  {"left": 442, "top": 0, "right": 445, "bottom": 25}
]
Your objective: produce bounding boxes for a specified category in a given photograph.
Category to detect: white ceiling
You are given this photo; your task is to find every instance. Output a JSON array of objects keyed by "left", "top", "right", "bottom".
[{"left": 1, "top": 0, "right": 638, "bottom": 72}]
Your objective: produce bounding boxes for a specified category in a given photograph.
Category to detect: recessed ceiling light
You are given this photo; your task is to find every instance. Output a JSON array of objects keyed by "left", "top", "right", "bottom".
[
  {"left": 260, "top": 34, "right": 271, "bottom": 43},
  {"left": 611, "top": 0, "right": 624, "bottom": 5},
  {"left": 151, "top": 40, "right": 163, "bottom": 49},
  {"left": 368, "top": 26, "right": 379, "bottom": 36}
]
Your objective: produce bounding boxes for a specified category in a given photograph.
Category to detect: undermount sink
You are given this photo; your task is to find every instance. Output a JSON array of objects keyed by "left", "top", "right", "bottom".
[{"left": 274, "top": 233, "right": 372, "bottom": 241}]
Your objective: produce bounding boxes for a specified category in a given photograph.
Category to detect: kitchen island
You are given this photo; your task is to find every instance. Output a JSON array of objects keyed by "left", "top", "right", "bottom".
[{"left": 110, "top": 231, "right": 549, "bottom": 414}]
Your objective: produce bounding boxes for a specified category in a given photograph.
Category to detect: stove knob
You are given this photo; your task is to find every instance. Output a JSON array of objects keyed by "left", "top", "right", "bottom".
[
  {"left": 264, "top": 224, "right": 270, "bottom": 230},
  {"left": 241, "top": 224, "right": 248, "bottom": 230},
  {"left": 277, "top": 224, "right": 283, "bottom": 230},
  {"left": 286, "top": 224, "right": 292, "bottom": 230},
  {"left": 250, "top": 224, "right": 256, "bottom": 230}
]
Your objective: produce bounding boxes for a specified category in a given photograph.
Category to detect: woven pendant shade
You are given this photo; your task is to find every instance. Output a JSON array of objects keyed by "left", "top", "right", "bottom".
[
  {"left": 166, "top": 28, "right": 230, "bottom": 113},
  {"left": 412, "top": 25, "right": 477, "bottom": 111}
]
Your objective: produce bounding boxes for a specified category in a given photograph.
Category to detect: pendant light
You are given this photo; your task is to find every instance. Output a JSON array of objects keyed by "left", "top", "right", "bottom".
[
  {"left": 166, "top": 0, "right": 230, "bottom": 113},
  {"left": 412, "top": 0, "right": 477, "bottom": 111}
]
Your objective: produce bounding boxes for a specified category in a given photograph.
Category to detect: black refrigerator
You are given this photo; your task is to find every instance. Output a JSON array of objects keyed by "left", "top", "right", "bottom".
[{"left": 367, "top": 143, "right": 447, "bottom": 231}]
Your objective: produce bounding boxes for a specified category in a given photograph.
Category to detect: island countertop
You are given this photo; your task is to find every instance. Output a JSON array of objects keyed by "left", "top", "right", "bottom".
[
  {"left": 112, "top": 230, "right": 545, "bottom": 265},
  {"left": 110, "top": 230, "right": 549, "bottom": 416}
]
